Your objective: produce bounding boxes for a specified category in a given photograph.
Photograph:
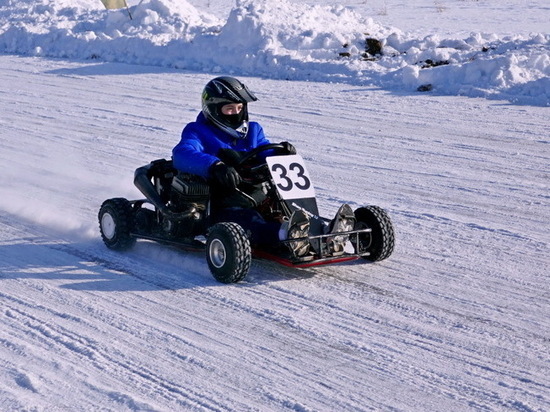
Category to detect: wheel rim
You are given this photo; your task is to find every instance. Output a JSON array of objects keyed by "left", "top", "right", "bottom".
[
  {"left": 352, "top": 221, "right": 372, "bottom": 251},
  {"left": 209, "top": 239, "right": 226, "bottom": 268},
  {"left": 101, "top": 213, "right": 116, "bottom": 240}
]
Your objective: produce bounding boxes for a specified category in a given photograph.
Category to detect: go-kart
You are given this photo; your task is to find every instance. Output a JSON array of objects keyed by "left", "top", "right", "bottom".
[{"left": 98, "top": 143, "right": 395, "bottom": 283}]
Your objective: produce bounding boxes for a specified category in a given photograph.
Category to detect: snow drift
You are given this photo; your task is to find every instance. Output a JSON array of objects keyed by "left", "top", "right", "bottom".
[{"left": 0, "top": 0, "right": 548, "bottom": 105}]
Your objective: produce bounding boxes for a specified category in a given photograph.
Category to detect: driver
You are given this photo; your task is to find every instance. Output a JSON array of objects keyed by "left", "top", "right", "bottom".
[{"left": 172, "top": 76, "right": 310, "bottom": 257}]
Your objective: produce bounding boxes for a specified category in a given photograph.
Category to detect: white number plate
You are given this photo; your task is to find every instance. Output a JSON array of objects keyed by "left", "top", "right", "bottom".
[{"left": 266, "top": 155, "right": 316, "bottom": 200}]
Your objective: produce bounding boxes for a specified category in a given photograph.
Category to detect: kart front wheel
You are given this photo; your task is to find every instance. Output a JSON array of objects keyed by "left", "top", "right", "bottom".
[
  {"left": 206, "top": 222, "right": 251, "bottom": 283},
  {"left": 353, "top": 206, "right": 395, "bottom": 261},
  {"left": 98, "top": 198, "right": 136, "bottom": 250}
]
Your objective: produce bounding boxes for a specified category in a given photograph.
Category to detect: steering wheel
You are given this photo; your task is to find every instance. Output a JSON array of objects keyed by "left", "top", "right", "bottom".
[
  {"left": 235, "top": 143, "right": 287, "bottom": 167},
  {"left": 233, "top": 143, "right": 289, "bottom": 185}
]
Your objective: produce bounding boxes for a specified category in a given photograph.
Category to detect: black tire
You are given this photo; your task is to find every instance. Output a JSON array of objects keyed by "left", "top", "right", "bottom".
[
  {"left": 353, "top": 206, "right": 395, "bottom": 261},
  {"left": 134, "top": 207, "right": 156, "bottom": 235},
  {"left": 98, "top": 198, "right": 136, "bottom": 250},
  {"left": 206, "top": 222, "right": 251, "bottom": 283}
]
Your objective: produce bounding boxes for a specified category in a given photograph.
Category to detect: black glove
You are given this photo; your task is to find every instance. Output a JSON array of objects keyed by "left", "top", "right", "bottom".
[
  {"left": 210, "top": 162, "right": 242, "bottom": 191},
  {"left": 281, "top": 141, "right": 297, "bottom": 155},
  {"left": 217, "top": 148, "right": 244, "bottom": 166}
]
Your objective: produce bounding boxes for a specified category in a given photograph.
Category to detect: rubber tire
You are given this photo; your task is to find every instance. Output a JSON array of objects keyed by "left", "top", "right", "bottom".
[
  {"left": 353, "top": 206, "right": 395, "bottom": 261},
  {"left": 206, "top": 222, "right": 251, "bottom": 283},
  {"left": 98, "top": 198, "right": 136, "bottom": 250}
]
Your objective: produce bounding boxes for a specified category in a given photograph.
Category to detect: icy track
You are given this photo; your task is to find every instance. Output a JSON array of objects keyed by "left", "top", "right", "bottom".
[{"left": 0, "top": 55, "right": 549, "bottom": 411}]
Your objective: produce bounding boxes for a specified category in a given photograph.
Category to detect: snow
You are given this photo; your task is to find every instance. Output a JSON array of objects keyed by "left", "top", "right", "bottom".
[
  {"left": 1, "top": 0, "right": 549, "bottom": 106},
  {"left": 0, "top": 0, "right": 549, "bottom": 411}
]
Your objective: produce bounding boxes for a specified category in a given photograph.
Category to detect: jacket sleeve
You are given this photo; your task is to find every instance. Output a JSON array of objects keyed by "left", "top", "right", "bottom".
[
  {"left": 172, "top": 124, "right": 219, "bottom": 179},
  {"left": 249, "top": 122, "right": 283, "bottom": 160},
  {"left": 250, "top": 122, "right": 271, "bottom": 148}
]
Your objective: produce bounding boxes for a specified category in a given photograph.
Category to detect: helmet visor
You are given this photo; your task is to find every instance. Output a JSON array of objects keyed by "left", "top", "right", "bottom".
[{"left": 208, "top": 77, "right": 258, "bottom": 104}]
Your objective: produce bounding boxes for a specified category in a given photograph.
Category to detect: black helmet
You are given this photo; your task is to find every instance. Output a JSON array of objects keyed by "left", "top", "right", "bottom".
[{"left": 201, "top": 76, "right": 258, "bottom": 139}]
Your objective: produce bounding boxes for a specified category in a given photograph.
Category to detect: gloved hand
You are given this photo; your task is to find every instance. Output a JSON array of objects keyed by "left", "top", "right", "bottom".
[
  {"left": 210, "top": 162, "right": 242, "bottom": 191},
  {"left": 281, "top": 141, "right": 297, "bottom": 155}
]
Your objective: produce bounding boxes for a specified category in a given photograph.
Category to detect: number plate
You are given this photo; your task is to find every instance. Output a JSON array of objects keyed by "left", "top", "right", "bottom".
[{"left": 266, "top": 155, "right": 316, "bottom": 200}]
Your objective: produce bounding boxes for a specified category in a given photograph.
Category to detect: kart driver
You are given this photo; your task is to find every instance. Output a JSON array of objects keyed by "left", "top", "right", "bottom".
[{"left": 172, "top": 76, "right": 353, "bottom": 257}]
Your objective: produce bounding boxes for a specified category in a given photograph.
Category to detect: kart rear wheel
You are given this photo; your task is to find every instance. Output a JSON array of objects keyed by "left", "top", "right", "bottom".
[
  {"left": 353, "top": 206, "right": 395, "bottom": 261},
  {"left": 206, "top": 222, "right": 251, "bottom": 283},
  {"left": 98, "top": 198, "right": 136, "bottom": 250}
]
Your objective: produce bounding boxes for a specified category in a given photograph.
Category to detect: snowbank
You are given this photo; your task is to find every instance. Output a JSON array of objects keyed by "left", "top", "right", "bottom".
[{"left": 0, "top": 0, "right": 548, "bottom": 105}]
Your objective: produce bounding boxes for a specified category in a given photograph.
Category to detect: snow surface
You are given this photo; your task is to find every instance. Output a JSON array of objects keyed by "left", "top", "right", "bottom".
[
  {"left": 0, "top": 0, "right": 549, "bottom": 411},
  {"left": 1, "top": 0, "right": 549, "bottom": 106}
]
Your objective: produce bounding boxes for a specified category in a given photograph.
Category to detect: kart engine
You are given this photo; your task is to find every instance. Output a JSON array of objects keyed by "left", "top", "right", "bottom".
[{"left": 163, "top": 173, "right": 210, "bottom": 237}]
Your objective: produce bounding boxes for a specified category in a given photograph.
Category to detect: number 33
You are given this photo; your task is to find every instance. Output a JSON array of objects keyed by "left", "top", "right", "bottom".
[{"left": 271, "top": 162, "right": 311, "bottom": 192}]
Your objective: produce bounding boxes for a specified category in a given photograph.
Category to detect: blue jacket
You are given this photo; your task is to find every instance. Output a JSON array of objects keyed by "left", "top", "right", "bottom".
[{"left": 172, "top": 112, "right": 271, "bottom": 178}]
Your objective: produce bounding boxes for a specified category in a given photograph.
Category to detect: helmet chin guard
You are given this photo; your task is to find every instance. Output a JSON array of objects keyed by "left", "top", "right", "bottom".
[{"left": 201, "top": 76, "right": 258, "bottom": 139}]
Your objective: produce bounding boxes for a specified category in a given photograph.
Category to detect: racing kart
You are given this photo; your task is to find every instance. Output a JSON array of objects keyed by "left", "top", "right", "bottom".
[{"left": 98, "top": 143, "right": 395, "bottom": 283}]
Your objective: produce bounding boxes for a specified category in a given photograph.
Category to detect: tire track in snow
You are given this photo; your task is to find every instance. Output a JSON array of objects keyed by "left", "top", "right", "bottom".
[
  {"left": 0, "top": 218, "right": 248, "bottom": 410},
  {"left": 1, "top": 55, "right": 549, "bottom": 411},
  {"left": 2, "top": 295, "right": 230, "bottom": 411},
  {"left": 2, "top": 189, "right": 549, "bottom": 411}
]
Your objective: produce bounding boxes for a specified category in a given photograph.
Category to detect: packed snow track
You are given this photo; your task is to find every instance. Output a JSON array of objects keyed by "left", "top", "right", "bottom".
[{"left": 0, "top": 55, "right": 548, "bottom": 411}]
